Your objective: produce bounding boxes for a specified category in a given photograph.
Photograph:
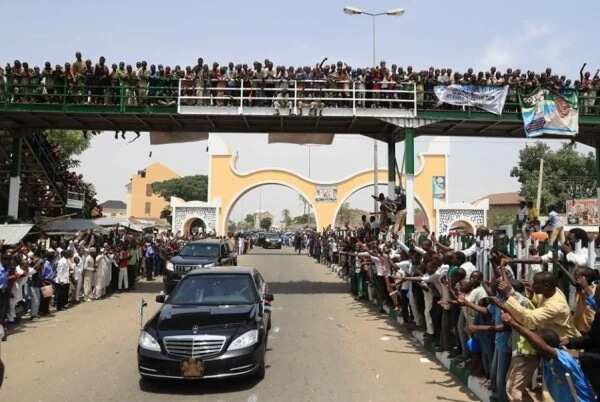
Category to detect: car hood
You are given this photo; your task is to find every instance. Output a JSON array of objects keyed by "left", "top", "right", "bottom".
[
  {"left": 170, "top": 255, "right": 218, "bottom": 265},
  {"left": 154, "top": 304, "right": 258, "bottom": 333}
]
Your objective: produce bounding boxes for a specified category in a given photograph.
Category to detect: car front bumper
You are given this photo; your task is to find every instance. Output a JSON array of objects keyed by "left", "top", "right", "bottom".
[{"left": 138, "top": 343, "right": 264, "bottom": 380}]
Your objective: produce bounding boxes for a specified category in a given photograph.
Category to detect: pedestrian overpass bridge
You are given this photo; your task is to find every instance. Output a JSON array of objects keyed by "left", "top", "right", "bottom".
[{"left": 1, "top": 82, "right": 600, "bottom": 234}]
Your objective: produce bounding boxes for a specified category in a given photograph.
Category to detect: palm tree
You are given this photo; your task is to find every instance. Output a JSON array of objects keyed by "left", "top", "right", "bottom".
[{"left": 282, "top": 209, "right": 291, "bottom": 228}]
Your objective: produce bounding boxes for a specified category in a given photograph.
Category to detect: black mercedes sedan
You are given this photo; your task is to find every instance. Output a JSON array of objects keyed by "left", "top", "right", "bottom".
[{"left": 138, "top": 267, "right": 273, "bottom": 382}]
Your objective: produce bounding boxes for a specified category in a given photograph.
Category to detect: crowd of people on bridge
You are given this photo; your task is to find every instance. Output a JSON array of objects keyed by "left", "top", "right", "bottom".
[
  {"left": 0, "top": 228, "right": 182, "bottom": 342},
  {"left": 1, "top": 53, "right": 599, "bottom": 114},
  {"left": 298, "top": 195, "right": 599, "bottom": 402}
]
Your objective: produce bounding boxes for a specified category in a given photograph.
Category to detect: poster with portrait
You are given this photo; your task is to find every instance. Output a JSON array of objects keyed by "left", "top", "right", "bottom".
[
  {"left": 432, "top": 176, "right": 446, "bottom": 199},
  {"left": 519, "top": 89, "right": 579, "bottom": 137},
  {"left": 565, "top": 198, "right": 598, "bottom": 226}
]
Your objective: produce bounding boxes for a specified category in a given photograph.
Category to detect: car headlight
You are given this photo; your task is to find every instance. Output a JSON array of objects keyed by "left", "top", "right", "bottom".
[
  {"left": 227, "top": 330, "right": 259, "bottom": 351},
  {"left": 203, "top": 263, "right": 216, "bottom": 268},
  {"left": 139, "top": 331, "right": 161, "bottom": 352},
  {"left": 166, "top": 262, "right": 174, "bottom": 272}
]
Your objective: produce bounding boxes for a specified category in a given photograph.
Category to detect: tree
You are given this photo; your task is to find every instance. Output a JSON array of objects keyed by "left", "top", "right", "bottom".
[
  {"left": 260, "top": 216, "right": 272, "bottom": 231},
  {"left": 293, "top": 214, "right": 310, "bottom": 224},
  {"left": 510, "top": 142, "right": 596, "bottom": 213},
  {"left": 46, "top": 130, "right": 90, "bottom": 168},
  {"left": 152, "top": 175, "right": 208, "bottom": 202},
  {"left": 282, "top": 209, "right": 292, "bottom": 228},
  {"left": 160, "top": 207, "right": 172, "bottom": 224},
  {"left": 337, "top": 202, "right": 352, "bottom": 225},
  {"left": 244, "top": 214, "right": 255, "bottom": 227}
]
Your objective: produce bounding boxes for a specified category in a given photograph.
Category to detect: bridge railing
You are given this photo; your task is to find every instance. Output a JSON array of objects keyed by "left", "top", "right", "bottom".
[
  {"left": 1, "top": 80, "right": 600, "bottom": 117},
  {"left": 176, "top": 79, "right": 418, "bottom": 118}
]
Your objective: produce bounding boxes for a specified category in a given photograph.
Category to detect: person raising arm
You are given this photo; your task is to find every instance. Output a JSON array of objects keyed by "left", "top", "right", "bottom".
[{"left": 501, "top": 311, "right": 597, "bottom": 402}]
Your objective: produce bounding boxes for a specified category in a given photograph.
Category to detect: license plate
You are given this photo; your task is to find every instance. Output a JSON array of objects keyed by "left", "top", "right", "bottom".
[{"left": 181, "top": 358, "right": 204, "bottom": 378}]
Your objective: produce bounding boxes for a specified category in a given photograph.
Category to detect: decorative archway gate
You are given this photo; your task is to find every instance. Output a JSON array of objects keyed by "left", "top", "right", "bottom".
[{"left": 206, "top": 135, "right": 447, "bottom": 236}]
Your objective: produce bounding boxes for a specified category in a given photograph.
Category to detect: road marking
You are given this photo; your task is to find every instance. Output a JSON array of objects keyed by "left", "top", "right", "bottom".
[
  {"left": 419, "top": 358, "right": 431, "bottom": 363},
  {"left": 328, "top": 316, "right": 335, "bottom": 320},
  {"left": 273, "top": 327, "right": 280, "bottom": 333},
  {"left": 379, "top": 336, "right": 391, "bottom": 341}
]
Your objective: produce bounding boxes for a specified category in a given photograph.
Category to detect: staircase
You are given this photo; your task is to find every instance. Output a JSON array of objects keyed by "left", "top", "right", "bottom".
[{"left": 0, "top": 130, "right": 67, "bottom": 220}]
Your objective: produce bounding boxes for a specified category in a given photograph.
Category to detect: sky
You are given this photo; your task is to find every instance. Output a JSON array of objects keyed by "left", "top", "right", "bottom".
[{"left": 2, "top": 0, "right": 598, "bottom": 223}]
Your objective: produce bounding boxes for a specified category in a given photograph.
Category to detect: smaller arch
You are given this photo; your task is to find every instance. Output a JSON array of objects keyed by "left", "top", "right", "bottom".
[{"left": 183, "top": 217, "right": 206, "bottom": 237}]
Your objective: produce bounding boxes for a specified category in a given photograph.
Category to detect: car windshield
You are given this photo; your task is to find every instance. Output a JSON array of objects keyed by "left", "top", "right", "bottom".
[
  {"left": 168, "top": 275, "right": 259, "bottom": 306},
  {"left": 179, "top": 243, "right": 220, "bottom": 258}
]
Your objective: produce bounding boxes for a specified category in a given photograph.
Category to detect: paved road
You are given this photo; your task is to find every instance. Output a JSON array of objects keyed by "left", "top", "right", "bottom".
[{"left": 1, "top": 248, "right": 477, "bottom": 402}]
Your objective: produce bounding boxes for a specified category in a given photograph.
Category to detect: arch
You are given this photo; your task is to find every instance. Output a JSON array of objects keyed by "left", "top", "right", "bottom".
[
  {"left": 221, "top": 181, "right": 319, "bottom": 234},
  {"left": 183, "top": 217, "right": 206, "bottom": 237},
  {"left": 332, "top": 182, "right": 433, "bottom": 230},
  {"left": 208, "top": 134, "right": 447, "bottom": 236}
]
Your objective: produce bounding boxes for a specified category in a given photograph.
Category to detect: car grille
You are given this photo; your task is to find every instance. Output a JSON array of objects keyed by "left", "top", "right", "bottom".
[
  {"left": 174, "top": 265, "right": 199, "bottom": 274},
  {"left": 163, "top": 335, "right": 226, "bottom": 358}
]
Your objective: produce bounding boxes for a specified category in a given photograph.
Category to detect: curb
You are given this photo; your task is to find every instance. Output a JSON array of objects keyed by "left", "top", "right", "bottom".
[{"left": 330, "top": 266, "right": 491, "bottom": 402}]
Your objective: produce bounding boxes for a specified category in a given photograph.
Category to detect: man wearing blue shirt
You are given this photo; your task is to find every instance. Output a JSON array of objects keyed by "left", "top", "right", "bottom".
[
  {"left": 39, "top": 249, "right": 56, "bottom": 316},
  {"left": 502, "top": 311, "right": 597, "bottom": 402}
]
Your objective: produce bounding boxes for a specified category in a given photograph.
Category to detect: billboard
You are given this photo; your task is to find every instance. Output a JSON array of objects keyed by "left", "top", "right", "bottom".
[{"left": 566, "top": 198, "right": 598, "bottom": 225}]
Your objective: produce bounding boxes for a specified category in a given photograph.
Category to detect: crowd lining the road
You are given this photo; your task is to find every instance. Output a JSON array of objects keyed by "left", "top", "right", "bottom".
[
  {"left": 294, "top": 196, "right": 599, "bottom": 402},
  {"left": 0, "top": 228, "right": 187, "bottom": 342},
  {"left": 1, "top": 53, "right": 599, "bottom": 114}
]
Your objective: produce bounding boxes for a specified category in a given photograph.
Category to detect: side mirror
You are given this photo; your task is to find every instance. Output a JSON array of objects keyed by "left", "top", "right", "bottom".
[
  {"left": 155, "top": 294, "right": 166, "bottom": 303},
  {"left": 264, "top": 293, "right": 274, "bottom": 303}
]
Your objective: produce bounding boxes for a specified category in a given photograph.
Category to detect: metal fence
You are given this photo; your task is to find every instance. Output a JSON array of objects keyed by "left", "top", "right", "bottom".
[{"left": 2, "top": 79, "right": 599, "bottom": 116}]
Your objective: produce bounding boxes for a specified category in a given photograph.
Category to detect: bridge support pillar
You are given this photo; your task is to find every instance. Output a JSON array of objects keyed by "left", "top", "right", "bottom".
[
  {"left": 8, "top": 134, "right": 23, "bottom": 219},
  {"left": 404, "top": 128, "right": 415, "bottom": 240},
  {"left": 387, "top": 141, "right": 396, "bottom": 198}
]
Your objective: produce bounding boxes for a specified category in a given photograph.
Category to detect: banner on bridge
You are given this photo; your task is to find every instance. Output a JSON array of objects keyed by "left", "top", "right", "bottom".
[
  {"left": 519, "top": 89, "right": 579, "bottom": 138},
  {"left": 433, "top": 85, "right": 508, "bottom": 115}
]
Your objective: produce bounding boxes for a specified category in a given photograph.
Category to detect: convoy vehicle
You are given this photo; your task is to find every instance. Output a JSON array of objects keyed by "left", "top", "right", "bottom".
[
  {"left": 164, "top": 239, "right": 237, "bottom": 293},
  {"left": 139, "top": 267, "right": 274, "bottom": 381},
  {"left": 262, "top": 234, "right": 282, "bottom": 249}
]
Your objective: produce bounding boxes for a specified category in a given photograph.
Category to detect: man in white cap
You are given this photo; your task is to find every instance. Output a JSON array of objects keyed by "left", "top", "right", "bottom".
[{"left": 83, "top": 247, "right": 97, "bottom": 301}]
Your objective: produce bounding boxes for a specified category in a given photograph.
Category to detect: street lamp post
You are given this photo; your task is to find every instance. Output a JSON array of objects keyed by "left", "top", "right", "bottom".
[{"left": 343, "top": 6, "right": 405, "bottom": 213}]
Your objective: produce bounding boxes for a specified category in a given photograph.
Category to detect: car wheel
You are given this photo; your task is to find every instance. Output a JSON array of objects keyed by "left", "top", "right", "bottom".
[{"left": 267, "top": 316, "right": 272, "bottom": 331}]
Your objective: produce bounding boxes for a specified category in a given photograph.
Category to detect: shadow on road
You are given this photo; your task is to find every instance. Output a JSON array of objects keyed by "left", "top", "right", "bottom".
[
  {"left": 269, "top": 280, "right": 349, "bottom": 295},
  {"left": 130, "top": 280, "right": 165, "bottom": 294},
  {"left": 139, "top": 375, "right": 262, "bottom": 395}
]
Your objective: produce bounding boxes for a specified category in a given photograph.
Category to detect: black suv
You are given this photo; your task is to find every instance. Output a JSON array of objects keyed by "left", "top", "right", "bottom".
[
  {"left": 262, "top": 233, "right": 282, "bottom": 249},
  {"left": 138, "top": 267, "right": 274, "bottom": 381},
  {"left": 164, "top": 239, "right": 237, "bottom": 293}
]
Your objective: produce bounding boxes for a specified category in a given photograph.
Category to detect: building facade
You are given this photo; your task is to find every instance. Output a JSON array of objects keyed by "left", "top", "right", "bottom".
[
  {"left": 126, "top": 163, "right": 179, "bottom": 219},
  {"left": 100, "top": 200, "right": 127, "bottom": 217}
]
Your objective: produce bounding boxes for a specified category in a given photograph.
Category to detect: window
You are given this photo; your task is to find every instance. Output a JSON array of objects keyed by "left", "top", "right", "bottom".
[
  {"left": 179, "top": 243, "right": 220, "bottom": 258},
  {"left": 144, "top": 202, "right": 151, "bottom": 215},
  {"left": 168, "top": 275, "right": 259, "bottom": 306},
  {"left": 146, "top": 184, "right": 152, "bottom": 197}
]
